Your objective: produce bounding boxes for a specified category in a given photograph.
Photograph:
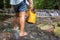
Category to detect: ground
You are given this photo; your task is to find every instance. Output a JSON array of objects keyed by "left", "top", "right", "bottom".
[{"left": 0, "top": 17, "right": 60, "bottom": 40}]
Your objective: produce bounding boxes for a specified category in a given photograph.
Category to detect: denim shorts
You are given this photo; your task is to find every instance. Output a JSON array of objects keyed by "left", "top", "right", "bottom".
[{"left": 13, "top": 1, "right": 28, "bottom": 13}]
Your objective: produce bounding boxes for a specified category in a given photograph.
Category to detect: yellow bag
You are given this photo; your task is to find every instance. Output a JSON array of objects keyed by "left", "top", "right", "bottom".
[{"left": 27, "top": 10, "right": 36, "bottom": 24}]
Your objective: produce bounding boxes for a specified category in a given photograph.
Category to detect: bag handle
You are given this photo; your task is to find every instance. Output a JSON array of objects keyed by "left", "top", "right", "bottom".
[{"left": 28, "top": 9, "right": 35, "bottom": 13}]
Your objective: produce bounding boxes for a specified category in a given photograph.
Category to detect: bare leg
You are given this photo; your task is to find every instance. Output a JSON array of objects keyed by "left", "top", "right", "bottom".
[
  {"left": 14, "top": 13, "right": 19, "bottom": 30},
  {"left": 19, "top": 11, "right": 27, "bottom": 36}
]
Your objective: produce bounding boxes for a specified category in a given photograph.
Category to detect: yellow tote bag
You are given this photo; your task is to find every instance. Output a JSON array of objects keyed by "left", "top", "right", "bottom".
[{"left": 27, "top": 10, "right": 36, "bottom": 24}]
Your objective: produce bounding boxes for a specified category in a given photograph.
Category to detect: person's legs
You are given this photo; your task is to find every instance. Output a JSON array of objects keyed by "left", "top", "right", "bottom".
[
  {"left": 18, "top": 2, "right": 28, "bottom": 36},
  {"left": 13, "top": 13, "right": 19, "bottom": 30},
  {"left": 19, "top": 11, "right": 27, "bottom": 36},
  {"left": 13, "top": 1, "right": 28, "bottom": 36}
]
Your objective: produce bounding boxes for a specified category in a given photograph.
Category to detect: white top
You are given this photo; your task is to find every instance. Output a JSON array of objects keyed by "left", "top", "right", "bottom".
[{"left": 10, "top": 0, "right": 30, "bottom": 5}]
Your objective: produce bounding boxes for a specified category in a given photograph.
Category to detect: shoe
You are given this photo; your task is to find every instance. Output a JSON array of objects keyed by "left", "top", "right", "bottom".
[
  {"left": 11, "top": 27, "right": 19, "bottom": 31},
  {"left": 14, "top": 27, "right": 19, "bottom": 30}
]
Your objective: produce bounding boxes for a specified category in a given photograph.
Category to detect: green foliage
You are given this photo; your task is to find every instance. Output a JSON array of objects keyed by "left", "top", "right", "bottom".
[
  {"left": 57, "top": 22, "right": 60, "bottom": 27},
  {"left": 56, "top": 0, "right": 60, "bottom": 5},
  {"left": 33, "top": 0, "right": 45, "bottom": 9},
  {"left": 5, "top": 0, "right": 10, "bottom": 8},
  {"left": 44, "top": 0, "right": 56, "bottom": 9},
  {"left": 33, "top": 0, "right": 56, "bottom": 9},
  {"left": 0, "top": 0, "right": 60, "bottom": 9},
  {"left": 0, "top": 0, "right": 10, "bottom": 8},
  {"left": 56, "top": 0, "right": 60, "bottom": 9},
  {"left": 0, "top": 0, "right": 4, "bottom": 9}
]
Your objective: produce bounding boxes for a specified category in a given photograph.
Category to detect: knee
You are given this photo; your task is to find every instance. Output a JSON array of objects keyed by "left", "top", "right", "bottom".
[
  {"left": 15, "top": 13, "right": 19, "bottom": 17},
  {"left": 19, "top": 12, "right": 25, "bottom": 18}
]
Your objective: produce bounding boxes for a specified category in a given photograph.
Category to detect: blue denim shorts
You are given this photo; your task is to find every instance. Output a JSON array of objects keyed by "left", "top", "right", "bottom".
[{"left": 13, "top": 2, "right": 28, "bottom": 13}]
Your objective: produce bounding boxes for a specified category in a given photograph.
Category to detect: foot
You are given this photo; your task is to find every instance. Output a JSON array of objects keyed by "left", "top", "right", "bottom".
[
  {"left": 19, "top": 32, "right": 28, "bottom": 37},
  {"left": 14, "top": 27, "right": 19, "bottom": 30}
]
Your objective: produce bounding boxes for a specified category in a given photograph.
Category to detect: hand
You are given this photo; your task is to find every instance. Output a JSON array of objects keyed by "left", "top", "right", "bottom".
[{"left": 29, "top": 4, "right": 33, "bottom": 10}]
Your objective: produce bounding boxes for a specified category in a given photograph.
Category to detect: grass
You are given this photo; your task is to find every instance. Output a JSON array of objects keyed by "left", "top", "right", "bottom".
[
  {"left": 54, "top": 27, "right": 60, "bottom": 37},
  {"left": 37, "top": 23, "right": 60, "bottom": 37}
]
